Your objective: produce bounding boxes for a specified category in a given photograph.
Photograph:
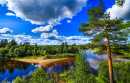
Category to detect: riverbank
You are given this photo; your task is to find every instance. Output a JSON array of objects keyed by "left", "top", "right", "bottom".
[{"left": 12, "top": 57, "right": 74, "bottom": 67}]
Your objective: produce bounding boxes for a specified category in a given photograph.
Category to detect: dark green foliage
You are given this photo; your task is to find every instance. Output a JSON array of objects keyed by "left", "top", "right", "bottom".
[
  {"left": 97, "top": 61, "right": 130, "bottom": 83},
  {"left": 0, "top": 40, "right": 4, "bottom": 47},
  {"left": 13, "top": 47, "right": 26, "bottom": 57},
  {"left": 114, "top": 0, "right": 125, "bottom": 7},
  {"left": 8, "top": 39, "right": 17, "bottom": 48},
  {"left": 60, "top": 42, "right": 64, "bottom": 53},
  {"left": 0, "top": 39, "right": 7, "bottom": 47},
  {"left": 33, "top": 43, "right": 37, "bottom": 56},
  {"left": 0, "top": 48, "right": 8, "bottom": 60}
]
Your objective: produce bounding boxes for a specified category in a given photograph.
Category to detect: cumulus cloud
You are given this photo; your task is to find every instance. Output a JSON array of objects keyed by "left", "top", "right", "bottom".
[
  {"left": 32, "top": 25, "right": 64, "bottom": 41},
  {"left": 3, "top": 0, "right": 87, "bottom": 25},
  {"left": 106, "top": 0, "right": 130, "bottom": 20},
  {"left": 64, "top": 36, "right": 89, "bottom": 45},
  {"left": 31, "top": 25, "right": 53, "bottom": 33},
  {"left": 14, "top": 34, "right": 31, "bottom": 43},
  {"left": 41, "top": 29, "right": 64, "bottom": 41},
  {"left": 6, "top": 12, "right": 15, "bottom": 16},
  {"left": 0, "top": 28, "right": 13, "bottom": 34}
]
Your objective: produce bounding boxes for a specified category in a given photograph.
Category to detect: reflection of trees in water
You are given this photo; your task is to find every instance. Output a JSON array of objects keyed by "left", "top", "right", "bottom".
[
  {"left": 0, "top": 60, "right": 31, "bottom": 74},
  {"left": 42, "top": 58, "right": 75, "bottom": 69}
]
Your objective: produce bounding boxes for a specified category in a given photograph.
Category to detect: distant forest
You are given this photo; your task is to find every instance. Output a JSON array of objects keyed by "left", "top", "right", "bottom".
[{"left": 0, "top": 39, "right": 79, "bottom": 60}]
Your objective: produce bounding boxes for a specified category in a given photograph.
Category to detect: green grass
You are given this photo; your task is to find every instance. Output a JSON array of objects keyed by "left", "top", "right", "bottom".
[
  {"left": 43, "top": 53, "right": 77, "bottom": 59},
  {"left": 17, "top": 55, "right": 42, "bottom": 59}
]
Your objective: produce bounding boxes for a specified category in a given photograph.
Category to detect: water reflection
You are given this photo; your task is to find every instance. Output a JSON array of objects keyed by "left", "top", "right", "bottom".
[
  {"left": 42, "top": 58, "right": 75, "bottom": 69},
  {"left": 43, "top": 58, "right": 75, "bottom": 74},
  {"left": 0, "top": 60, "right": 31, "bottom": 75},
  {"left": 85, "top": 50, "right": 130, "bottom": 71},
  {"left": 0, "top": 58, "right": 75, "bottom": 83}
]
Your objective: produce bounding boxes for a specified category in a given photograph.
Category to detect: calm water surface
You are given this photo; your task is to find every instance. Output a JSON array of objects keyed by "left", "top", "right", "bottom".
[{"left": 0, "top": 50, "right": 129, "bottom": 83}]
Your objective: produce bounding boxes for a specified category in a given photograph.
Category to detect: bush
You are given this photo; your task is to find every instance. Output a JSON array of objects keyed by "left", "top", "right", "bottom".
[
  {"left": 13, "top": 76, "right": 27, "bottom": 83},
  {"left": 29, "top": 68, "right": 54, "bottom": 83}
]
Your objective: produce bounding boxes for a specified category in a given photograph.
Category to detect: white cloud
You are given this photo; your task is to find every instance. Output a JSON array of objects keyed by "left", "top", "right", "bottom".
[
  {"left": 106, "top": 0, "right": 130, "bottom": 20},
  {"left": 67, "top": 20, "right": 71, "bottom": 23},
  {"left": 14, "top": 34, "right": 31, "bottom": 43},
  {"left": 0, "top": 0, "right": 7, "bottom": 6},
  {"left": 1, "top": 33, "right": 31, "bottom": 43},
  {"left": 41, "top": 29, "right": 64, "bottom": 41},
  {"left": 66, "top": 36, "right": 81, "bottom": 40},
  {"left": 3, "top": 0, "right": 87, "bottom": 25},
  {"left": 32, "top": 25, "right": 64, "bottom": 41},
  {"left": 66, "top": 36, "right": 88, "bottom": 40},
  {"left": 0, "top": 28, "right": 13, "bottom": 34},
  {"left": 6, "top": 12, "right": 15, "bottom": 16},
  {"left": 32, "top": 25, "right": 53, "bottom": 33}
]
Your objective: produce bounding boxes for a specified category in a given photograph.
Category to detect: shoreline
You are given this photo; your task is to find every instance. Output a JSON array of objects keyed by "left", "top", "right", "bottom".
[{"left": 11, "top": 57, "right": 74, "bottom": 66}]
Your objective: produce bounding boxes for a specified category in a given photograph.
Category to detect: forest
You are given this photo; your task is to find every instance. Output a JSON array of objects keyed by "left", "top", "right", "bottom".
[{"left": 0, "top": 39, "right": 79, "bottom": 60}]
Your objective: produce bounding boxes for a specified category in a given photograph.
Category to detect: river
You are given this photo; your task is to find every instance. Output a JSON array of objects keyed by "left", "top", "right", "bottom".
[{"left": 0, "top": 50, "right": 129, "bottom": 83}]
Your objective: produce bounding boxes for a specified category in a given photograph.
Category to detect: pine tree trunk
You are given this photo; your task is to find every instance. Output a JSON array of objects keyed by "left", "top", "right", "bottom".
[{"left": 106, "top": 37, "right": 114, "bottom": 83}]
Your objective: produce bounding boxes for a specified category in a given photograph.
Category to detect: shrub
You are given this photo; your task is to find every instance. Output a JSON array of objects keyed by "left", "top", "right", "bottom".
[{"left": 13, "top": 76, "right": 27, "bottom": 83}]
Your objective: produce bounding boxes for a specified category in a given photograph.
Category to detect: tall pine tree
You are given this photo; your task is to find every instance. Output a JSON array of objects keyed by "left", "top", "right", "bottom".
[{"left": 79, "top": 0, "right": 130, "bottom": 83}]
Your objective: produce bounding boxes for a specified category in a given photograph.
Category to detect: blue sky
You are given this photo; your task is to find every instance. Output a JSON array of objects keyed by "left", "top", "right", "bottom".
[{"left": 0, "top": 0, "right": 129, "bottom": 45}]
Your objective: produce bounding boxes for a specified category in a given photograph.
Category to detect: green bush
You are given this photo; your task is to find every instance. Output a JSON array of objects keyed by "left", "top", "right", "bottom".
[
  {"left": 29, "top": 68, "right": 54, "bottom": 83},
  {"left": 13, "top": 76, "right": 27, "bottom": 83}
]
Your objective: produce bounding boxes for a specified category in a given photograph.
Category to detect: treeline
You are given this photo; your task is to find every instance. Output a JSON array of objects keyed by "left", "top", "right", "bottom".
[
  {"left": 2, "top": 51, "right": 130, "bottom": 83},
  {"left": 0, "top": 39, "right": 78, "bottom": 60},
  {"left": 80, "top": 43, "right": 130, "bottom": 56}
]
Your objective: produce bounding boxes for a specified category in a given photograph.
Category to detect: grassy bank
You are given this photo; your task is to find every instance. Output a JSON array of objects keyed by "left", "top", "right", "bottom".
[
  {"left": 9, "top": 53, "right": 77, "bottom": 60},
  {"left": 43, "top": 53, "right": 77, "bottom": 59}
]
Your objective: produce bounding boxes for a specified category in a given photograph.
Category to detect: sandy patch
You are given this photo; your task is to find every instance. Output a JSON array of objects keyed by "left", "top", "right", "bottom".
[{"left": 12, "top": 57, "right": 73, "bottom": 66}]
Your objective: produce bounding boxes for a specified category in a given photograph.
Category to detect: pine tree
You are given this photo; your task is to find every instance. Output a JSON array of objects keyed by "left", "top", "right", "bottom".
[
  {"left": 3, "top": 39, "right": 8, "bottom": 47},
  {"left": 33, "top": 43, "right": 37, "bottom": 56},
  {"left": 79, "top": 0, "right": 130, "bottom": 83},
  {"left": 60, "top": 42, "right": 64, "bottom": 53},
  {"left": 114, "top": 0, "right": 125, "bottom": 7}
]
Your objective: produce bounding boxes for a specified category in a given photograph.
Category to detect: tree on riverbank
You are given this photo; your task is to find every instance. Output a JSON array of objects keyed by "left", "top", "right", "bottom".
[{"left": 79, "top": 0, "right": 130, "bottom": 82}]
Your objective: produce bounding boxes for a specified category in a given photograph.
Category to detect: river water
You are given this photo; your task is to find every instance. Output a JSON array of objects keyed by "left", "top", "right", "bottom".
[{"left": 0, "top": 50, "right": 129, "bottom": 83}]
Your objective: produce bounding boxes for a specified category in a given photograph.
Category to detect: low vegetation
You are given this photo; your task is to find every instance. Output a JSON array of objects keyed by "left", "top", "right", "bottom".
[{"left": 44, "top": 53, "right": 77, "bottom": 59}]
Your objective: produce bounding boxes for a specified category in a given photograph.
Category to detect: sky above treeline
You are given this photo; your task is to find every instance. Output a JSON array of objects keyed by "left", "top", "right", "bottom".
[{"left": 0, "top": 0, "right": 130, "bottom": 45}]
